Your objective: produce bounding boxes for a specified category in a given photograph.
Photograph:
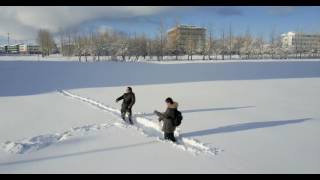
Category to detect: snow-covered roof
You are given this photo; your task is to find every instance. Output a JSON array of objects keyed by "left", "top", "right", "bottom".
[
  {"left": 281, "top": 32, "right": 296, "bottom": 36},
  {"left": 178, "top": 24, "right": 206, "bottom": 29},
  {"left": 282, "top": 31, "right": 320, "bottom": 37},
  {"left": 167, "top": 24, "right": 206, "bottom": 33},
  {"left": 0, "top": 43, "right": 39, "bottom": 47},
  {"left": 7, "top": 43, "right": 24, "bottom": 46}
]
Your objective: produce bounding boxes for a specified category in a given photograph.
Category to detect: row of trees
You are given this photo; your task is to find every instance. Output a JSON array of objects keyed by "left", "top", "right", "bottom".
[
  {"left": 36, "top": 29, "right": 56, "bottom": 57},
  {"left": 56, "top": 26, "right": 170, "bottom": 62},
  {"left": 36, "top": 25, "right": 320, "bottom": 61}
]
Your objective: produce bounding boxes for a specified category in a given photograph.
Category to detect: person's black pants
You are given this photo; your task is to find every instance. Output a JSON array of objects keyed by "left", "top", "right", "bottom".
[
  {"left": 164, "top": 133, "right": 176, "bottom": 142},
  {"left": 121, "top": 108, "right": 133, "bottom": 123}
]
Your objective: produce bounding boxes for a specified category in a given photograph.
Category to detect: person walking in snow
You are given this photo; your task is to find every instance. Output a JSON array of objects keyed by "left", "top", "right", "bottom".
[
  {"left": 116, "top": 87, "right": 136, "bottom": 125},
  {"left": 154, "top": 97, "right": 180, "bottom": 143}
]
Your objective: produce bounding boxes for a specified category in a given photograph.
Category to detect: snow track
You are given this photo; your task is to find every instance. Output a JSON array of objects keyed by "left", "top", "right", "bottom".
[
  {"left": 58, "top": 90, "right": 222, "bottom": 156},
  {"left": 1, "top": 90, "right": 222, "bottom": 156},
  {"left": 2, "top": 123, "right": 113, "bottom": 154}
]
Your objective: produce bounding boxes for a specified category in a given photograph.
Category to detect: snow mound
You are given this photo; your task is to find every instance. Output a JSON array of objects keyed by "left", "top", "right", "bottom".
[
  {"left": 2, "top": 134, "right": 61, "bottom": 154},
  {"left": 58, "top": 90, "right": 222, "bottom": 156},
  {"left": 2, "top": 123, "right": 114, "bottom": 154}
]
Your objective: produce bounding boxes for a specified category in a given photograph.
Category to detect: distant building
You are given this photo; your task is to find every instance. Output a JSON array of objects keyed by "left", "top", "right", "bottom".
[
  {"left": 0, "top": 44, "right": 41, "bottom": 54},
  {"left": 281, "top": 32, "right": 320, "bottom": 51},
  {"left": 26, "top": 45, "right": 41, "bottom": 54},
  {"left": 19, "top": 44, "right": 28, "bottom": 54},
  {"left": 0, "top": 46, "right": 5, "bottom": 54},
  {"left": 167, "top": 24, "right": 206, "bottom": 54},
  {"left": 6, "top": 44, "right": 21, "bottom": 54},
  {"left": 51, "top": 44, "right": 60, "bottom": 54},
  {"left": 19, "top": 44, "right": 41, "bottom": 54}
]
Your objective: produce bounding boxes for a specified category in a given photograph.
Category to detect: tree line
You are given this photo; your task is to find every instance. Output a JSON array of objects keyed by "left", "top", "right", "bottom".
[{"left": 36, "top": 24, "right": 320, "bottom": 61}]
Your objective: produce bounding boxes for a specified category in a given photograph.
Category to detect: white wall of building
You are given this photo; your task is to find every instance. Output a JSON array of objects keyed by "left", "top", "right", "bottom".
[{"left": 281, "top": 32, "right": 320, "bottom": 51}]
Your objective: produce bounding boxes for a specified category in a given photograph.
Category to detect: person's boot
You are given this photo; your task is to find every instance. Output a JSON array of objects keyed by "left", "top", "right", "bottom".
[
  {"left": 170, "top": 133, "right": 176, "bottom": 143},
  {"left": 128, "top": 118, "right": 134, "bottom": 125},
  {"left": 121, "top": 113, "right": 126, "bottom": 122}
]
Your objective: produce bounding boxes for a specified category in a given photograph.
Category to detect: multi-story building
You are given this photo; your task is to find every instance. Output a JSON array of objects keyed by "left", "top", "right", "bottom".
[
  {"left": 0, "top": 46, "right": 5, "bottom": 54},
  {"left": 26, "top": 45, "right": 41, "bottom": 54},
  {"left": 281, "top": 32, "right": 320, "bottom": 51},
  {"left": 167, "top": 25, "right": 206, "bottom": 53},
  {"left": 19, "top": 44, "right": 28, "bottom": 54},
  {"left": 18, "top": 44, "right": 41, "bottom": 54},
  {"left": 0, "top": 44, "right": 41, "bottom": 54},
  {"left": 6, "top": 44, "right": 21, "bottom": 54}
]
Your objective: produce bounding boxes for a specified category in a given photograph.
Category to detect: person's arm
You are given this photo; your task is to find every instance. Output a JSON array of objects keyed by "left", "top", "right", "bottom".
[
  {"left": 154, "top": 110, "right": 167, "bottom": 121},
  {"left": 128, "top": 94, "right": 135, "bottom": 109},
  {"left": 116, "top": 95, "right": 124, "bottom": 102}
]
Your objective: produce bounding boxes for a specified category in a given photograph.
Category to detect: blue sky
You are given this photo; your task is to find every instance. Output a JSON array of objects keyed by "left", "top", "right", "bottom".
[
  {"left": 83, "top": 6, "right": 320, "bottom": 39},
  {"left": 0, "top": 6, "right": 320, "bottom": 43}
]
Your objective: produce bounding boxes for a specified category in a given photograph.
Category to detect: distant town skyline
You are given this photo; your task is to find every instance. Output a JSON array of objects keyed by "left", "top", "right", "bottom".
[{"left": 0, "top": 6, "right": 320, "bottom": 44}]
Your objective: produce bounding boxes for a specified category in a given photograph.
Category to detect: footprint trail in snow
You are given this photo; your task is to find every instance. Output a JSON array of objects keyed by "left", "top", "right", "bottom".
[
  {"left": 58, "top": 90, "right": 222, "bottom": 156},
  {"left": 2, "top": 123, "right": 114, "bottom": 154},
  {"left": 1, "top": 90, "right": 222, "bottom": 156}
]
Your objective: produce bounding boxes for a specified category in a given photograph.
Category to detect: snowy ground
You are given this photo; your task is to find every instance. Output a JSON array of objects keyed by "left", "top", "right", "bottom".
[{"left": 0, "top": 58, "right": 320, "bottom": 173}]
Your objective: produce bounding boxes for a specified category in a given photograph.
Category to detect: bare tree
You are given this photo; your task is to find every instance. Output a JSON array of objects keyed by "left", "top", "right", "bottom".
[
  {"left": 233, "top": 36, "right": 243, "bottom": 59},
  {"left": 117, "top": 34, "right": 130, "bottom": 61},
  {"left": 37, "top": 29, "right": 56, "bottom": 57},
  {"left": 66, "top": 30, "right": 74, "bottom": 57},
  {"left": 147, "top": 39, "right": 154, "bottom": 60},
  {"left": 73, "top": 32, "right": 85, "bottom": 62},
  {"left": 157, "top": 19, "right": 166, "bottom": 61},
  {"left": 200, "top": 41, "right": 207, "bottom": 60},
  {"left": 126, "top": 33, "right": 147, "bottom": 61},
  {"left": 90, "top": 32, "right": 99, "bottom": 61},
  {"left": 251, "top": 34, "right": 265, "bottom": 59},
  {"left": 82, "top": 33, "right": 91, "bottom": 62},
  {"left": 58, "top": 29, "right": 75, "bottom": 57},
  {"left": 154, "top": 37, "right": 162, "bottom": 61},
  {"left": 97, "top": 31, "right": 110, "bottom": 61},
  {"left": 135, "top": 34, "right": 148, "bottom": 60},
  {"left": 206, "top": 25, "right": 214, "bottom": 60},
  {"left": 269, "top": 28, "right": 278, "bottom": 59},
  {"left": 171, "top": 19, "right": 182, "bottom": 60},
  {"left": 228, "top": 24, "right": 233, "bottom": 60},
  {"left": 86, "top": 32, "right": 95, "bottom": 62},
  {"left": 256, "top": 35, "right": 265, "bottom": 59},
  {"left": 294, "top": 28, "right": 305, "bottom": 59},
  {"left": 171, "top": 34, "right": 182, "bottom": 60},
  {"left": 127, "top": 33, "right": 136, "bottom": 61},
  {"left": 316, "top": 39, "right": 320, "bottom": 58},
  {"left": 103, "top": 31, "right": 128, "bottom": 61},
  {"left": 141, "top": 35, "right": 148, "bottom": 60},
  {"left": 186, "top": 39, "right": 195, "bottom": 60},
  {"left": 240, "top": 28, "right": 254, "bottom": 60},
  {"left": 58, "top": 28, "right": 65, "bottom": 57},
  {"left": 220, "top": 28, "right": 226, "bottom": 60}
]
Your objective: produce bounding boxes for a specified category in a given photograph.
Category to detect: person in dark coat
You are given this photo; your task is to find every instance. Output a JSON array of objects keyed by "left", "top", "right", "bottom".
[
  {"left": 116, "top": 87, "right": 135, "bottom": 124},
  {"left": 154, "top": 97, "right": 178, "bottom": 142}
]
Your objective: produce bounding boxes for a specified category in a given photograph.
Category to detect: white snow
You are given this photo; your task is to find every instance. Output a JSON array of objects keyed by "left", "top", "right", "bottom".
[
  {"left": 57, "top": 89, "right": 221, "bottom": 156},
  {"left": 2, "top": 122, "right": 113, "bottom": 154},
  {"left": 2, "top": 55, "right": 320, "bottom": 63},
  {"left": 0, "top": 58, "right": 320, "bottom": 173}
]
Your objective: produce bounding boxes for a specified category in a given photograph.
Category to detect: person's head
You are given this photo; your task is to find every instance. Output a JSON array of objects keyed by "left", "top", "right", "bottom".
[
  {"left": 126, "top": 87, "right": 132, "bottom": 93},
  {"left": 165, "top": 97, "right": 174, "bottom": 105}
]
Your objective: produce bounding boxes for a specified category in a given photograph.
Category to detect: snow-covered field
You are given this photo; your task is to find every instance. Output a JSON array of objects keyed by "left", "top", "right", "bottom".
[{"left": 0, "top": 57, "right": 320, "bottom": 173}]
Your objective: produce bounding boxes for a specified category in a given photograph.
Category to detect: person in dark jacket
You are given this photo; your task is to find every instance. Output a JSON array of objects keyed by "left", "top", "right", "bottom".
[
  {"left": 116, "top": 87, "right": 135, "bottom": 125},
  {"left": 154, "top": 97, "right": 178, "bottom": 142}
]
